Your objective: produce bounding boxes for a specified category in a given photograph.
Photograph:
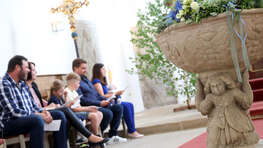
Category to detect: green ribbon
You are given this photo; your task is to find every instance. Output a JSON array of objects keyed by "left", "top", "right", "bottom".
[
  {"left": 226, "top": 9, "right": 242, "bottom": 82},
  {"left": 226, "top": 9, "right": 251, "bottom": 83},
  {"left": 234, "top": 13, "right": 251, "bottom": 71}
]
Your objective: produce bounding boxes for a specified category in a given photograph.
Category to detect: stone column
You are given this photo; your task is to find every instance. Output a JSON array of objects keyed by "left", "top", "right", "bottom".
[{"left": 75, "top": 20, "right": 102, "bottom": 78}]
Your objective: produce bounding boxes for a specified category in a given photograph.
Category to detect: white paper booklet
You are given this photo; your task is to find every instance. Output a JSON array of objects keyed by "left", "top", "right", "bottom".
[
  {"left": 64, "top": 95, "right": 82, "bottom": 108},
  {"left": 109, "top": 86, "right": 128, "bottom": 94},
  {"left": 71, "top": 99, "right": 81, "bottom": 108},
  {"left": 44, "top": 120, "right": 61, "bottom": 131},
  {"left": 106, "top": 95, "right": 116, "bottom": 102}
]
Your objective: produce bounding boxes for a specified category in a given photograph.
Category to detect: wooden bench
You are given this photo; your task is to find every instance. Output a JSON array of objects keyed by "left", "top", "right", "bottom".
[
  {"left": 5, "top": 134, "right": 29, "bottom": 148},
  {"left": 0, "top": 139, "right": 6, "bottom": 148},
  {"left": 121, "top": 118, "right": 127, "bottom": 136},
  {"left": 4, "top": 133, "right": 51, "bottom": 148}
]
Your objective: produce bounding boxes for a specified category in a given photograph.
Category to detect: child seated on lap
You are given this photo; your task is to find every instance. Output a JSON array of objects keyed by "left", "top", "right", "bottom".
[{"left": 48, "top": 78, "right": 103, "bottom": 140}]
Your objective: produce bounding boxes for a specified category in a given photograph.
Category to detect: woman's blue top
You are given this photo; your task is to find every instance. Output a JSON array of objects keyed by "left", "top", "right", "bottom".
[
  {"left": 92, "top": 78, "right": 121, "bottom": 101},
  {"left": 91, "top": 78, "right": 109, "bottom": 94}
]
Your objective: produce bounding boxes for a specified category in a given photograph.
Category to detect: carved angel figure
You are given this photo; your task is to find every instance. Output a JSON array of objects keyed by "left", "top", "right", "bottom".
[{"left": 195, "top": 70, "right": 259, "bottom": 148}]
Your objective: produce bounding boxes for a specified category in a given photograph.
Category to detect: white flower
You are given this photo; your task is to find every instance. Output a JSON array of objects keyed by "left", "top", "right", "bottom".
[
  {"left": 179, "top": 10, "right": 184, "bottom": 16},
  {"left": 182, "top": 4, "right": 187, "bottom": 9},
  {"left": 176, "top": 10, "right": 184, "bottom": 19},
  {"left": 190, "top": 1, "right": 200, "bottom": 11},
  {"left": 176, "top": 13, "right": 181, "bottom": 19},
  {"left": 181, "top": 18, "right": 185, "bottom": 22}
]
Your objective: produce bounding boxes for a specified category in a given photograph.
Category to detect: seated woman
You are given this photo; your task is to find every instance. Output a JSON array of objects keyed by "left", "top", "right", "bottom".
[
  {"left": 91, "top": 63, "right": 144, "bottom": 138},
  {"left": 26, "top": 62, "right": 108, "bottom": 146}
]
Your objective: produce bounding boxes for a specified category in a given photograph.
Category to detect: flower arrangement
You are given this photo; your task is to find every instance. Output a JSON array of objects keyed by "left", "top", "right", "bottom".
[
  {"left": 176, "top": 0, "right": 200, "bottom": 23},
  {"left": 163, "top": 0, "right": 263, "bottom": 27},
  {"left": 130, "top": 0, "right": 263, "bottom": 107}
]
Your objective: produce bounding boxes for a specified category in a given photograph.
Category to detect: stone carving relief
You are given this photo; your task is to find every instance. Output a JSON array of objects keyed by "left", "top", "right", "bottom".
[
  {"left": 195, "top": 70, "right": 259, "bottom": 148},
  {"left": 156, "top": 9, "right": 263, "bottom": 73}
]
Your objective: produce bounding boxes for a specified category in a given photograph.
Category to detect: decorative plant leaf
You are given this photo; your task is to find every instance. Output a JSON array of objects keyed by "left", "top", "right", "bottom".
[{"left": 128, "top": 0, "right": 196, "bottom": 99}]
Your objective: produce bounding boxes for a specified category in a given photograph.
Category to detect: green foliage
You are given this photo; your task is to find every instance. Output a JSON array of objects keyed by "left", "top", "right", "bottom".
[
  {"left": 128, "top": 0, "right": 196, "bottom": 98},
  {"left": 253, "top": 0, "right": 263, "bottom": 8},
  {"left": 196, "top": 0, "right": 230, "bottom": 22},
  {"left": 195, "top": 0, "right": 258, "bottom": 23}
]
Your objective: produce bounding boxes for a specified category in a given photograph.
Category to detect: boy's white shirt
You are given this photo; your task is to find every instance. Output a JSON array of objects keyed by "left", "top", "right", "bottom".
[{"left": 65, "top": 87, "right": 81, "bottom": 108}]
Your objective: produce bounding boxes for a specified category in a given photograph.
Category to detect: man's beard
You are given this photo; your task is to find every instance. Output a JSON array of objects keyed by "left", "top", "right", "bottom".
[{"left": 18, "top": 69, "right": 27, "bottom": 81}]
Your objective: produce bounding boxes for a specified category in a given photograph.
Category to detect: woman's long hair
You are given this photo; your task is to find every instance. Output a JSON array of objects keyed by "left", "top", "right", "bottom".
[
  {"left": 92, "top": 63, "right": 107, "bottom": 85},
  {"left": 27, "top": 62, "right": 35, "bottom": 81}
]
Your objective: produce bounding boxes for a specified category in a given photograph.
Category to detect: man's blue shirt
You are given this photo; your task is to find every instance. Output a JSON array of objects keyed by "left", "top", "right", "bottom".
[{"left": 78, "top": 75, "right": 106, "bottom": 107}]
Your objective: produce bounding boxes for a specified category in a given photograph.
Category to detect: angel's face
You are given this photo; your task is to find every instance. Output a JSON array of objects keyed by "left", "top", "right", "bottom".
[{"left": 210, "top": 79, "right": 226, "bottom": 96}]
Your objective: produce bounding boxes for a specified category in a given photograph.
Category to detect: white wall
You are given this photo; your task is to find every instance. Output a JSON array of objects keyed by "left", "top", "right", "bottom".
[
  {"left": 76, "top": 0, "right": 148, "bottom": 112},
  {"left": 0, "top": 1, "right": 16, "bottom": 76},
  {"left": 0, "top": 0, "right": 149, "bottom": 112},
  {"left": 0, "top": 0, "right": 76, "bottom": 76}
]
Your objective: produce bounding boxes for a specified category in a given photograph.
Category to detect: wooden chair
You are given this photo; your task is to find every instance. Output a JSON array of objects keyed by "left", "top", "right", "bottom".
[
  {"left": 0, "top": 139, "right": 6, "bottom": 148},
  {"left": 4, "top": 132, "right": 54, "bottom": 148},
  {"left": 5, "top": 134, "right": 29, "bottom": 148},
  {"left": 121, "top": 118, "right": 127, "bottom": 136}
]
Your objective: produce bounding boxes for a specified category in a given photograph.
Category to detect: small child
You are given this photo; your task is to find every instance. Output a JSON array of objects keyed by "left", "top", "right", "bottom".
[
  {"left": 64, "top": 72, "right": 103, "bottom": 135},
  {"left": 48, "top": 78, "right": 103, "bottom": 144}
]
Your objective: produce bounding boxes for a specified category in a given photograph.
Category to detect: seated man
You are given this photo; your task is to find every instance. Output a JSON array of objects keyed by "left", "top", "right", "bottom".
[
  {"left": 0, "top": 55, "right": 68, "bottom": 148},
  {"left": 72, "top": 58, "right": 127, "bottom": 144}
]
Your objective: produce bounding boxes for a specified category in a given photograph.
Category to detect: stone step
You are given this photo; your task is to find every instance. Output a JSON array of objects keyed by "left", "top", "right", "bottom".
[
  {"left": 112, "top": 103, "right": 263, "bottom": 138},
  {"left": 135, "top": 116, "right": 207, "bottom": 136}
]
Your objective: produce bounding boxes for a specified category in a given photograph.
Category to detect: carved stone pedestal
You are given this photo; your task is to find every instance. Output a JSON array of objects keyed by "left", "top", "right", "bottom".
[
  {"left": 239, "top": 145, "right": 257, "bottom": 148},
  {"left": 238, "top": 139, "right": 263, "bottom": 148},
  {"left": 196, "top": 69, "right": 259, "bottom": 148},
  {"left": 156, "top": 8, "right": 263, "bottom": 148}
]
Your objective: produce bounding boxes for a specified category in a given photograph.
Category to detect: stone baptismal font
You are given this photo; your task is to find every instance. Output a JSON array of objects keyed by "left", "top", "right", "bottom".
[{"left": 157, "top": 9, "right": 263, "bottom": 148}]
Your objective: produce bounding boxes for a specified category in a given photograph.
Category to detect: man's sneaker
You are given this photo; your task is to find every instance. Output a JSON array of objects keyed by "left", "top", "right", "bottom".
[
  {"left": 106, "top": 136, "right": 127, "bottom": 145},
  {"left": 114, "top": 136, "right": 127, "bottom": 143}
]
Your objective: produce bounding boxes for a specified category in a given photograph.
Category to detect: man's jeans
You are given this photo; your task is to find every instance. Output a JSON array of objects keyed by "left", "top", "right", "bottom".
[
  {"left": 2, "top": 114, "right": 45, "bottom": 148},
  {"left": 99, "top": 104, "right": 123, "bottom": 137},
  {"left": 2, "top": 110, "right": 67, "bottom": 148}
]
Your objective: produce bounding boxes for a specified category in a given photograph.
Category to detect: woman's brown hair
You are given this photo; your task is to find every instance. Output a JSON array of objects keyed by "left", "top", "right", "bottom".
[{"left": 91, "top": 63, "right": 107, "bottom": 85}]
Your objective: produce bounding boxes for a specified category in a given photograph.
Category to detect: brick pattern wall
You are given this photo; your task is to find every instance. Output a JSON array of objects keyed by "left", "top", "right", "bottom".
[{"left": 34, "top": 74, "right": 66, "bottom": 100}]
